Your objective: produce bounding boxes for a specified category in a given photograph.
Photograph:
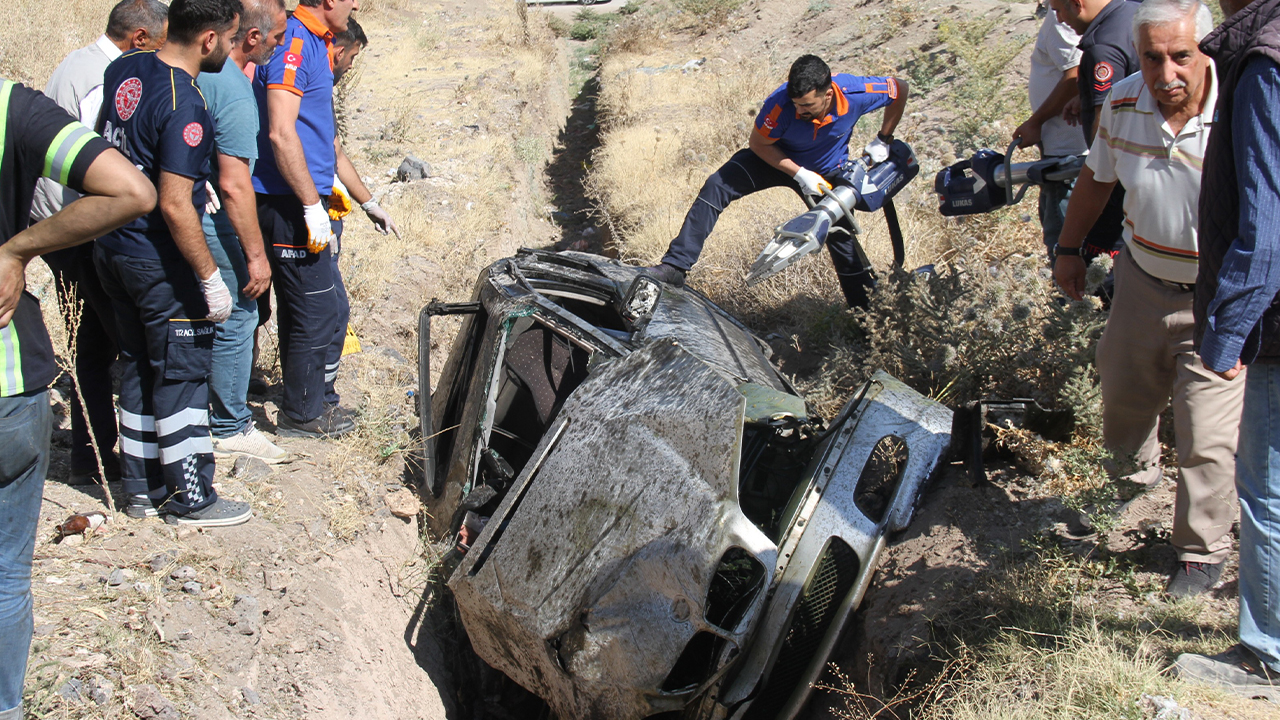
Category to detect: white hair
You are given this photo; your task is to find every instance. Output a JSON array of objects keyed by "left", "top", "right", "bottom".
[{"left": 1133, "top": 0, "right": 1215, "bottom": 42}]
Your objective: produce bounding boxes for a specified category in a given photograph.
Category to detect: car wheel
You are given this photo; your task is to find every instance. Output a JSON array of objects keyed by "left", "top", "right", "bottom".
[{"left": 578, "top": 0, "right": 595, "bottom": 4}]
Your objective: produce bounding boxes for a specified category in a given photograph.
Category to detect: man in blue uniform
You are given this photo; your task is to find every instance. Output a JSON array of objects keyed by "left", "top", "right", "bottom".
[
  {"left": 0, "top": 80, "right": 154, "bottom": 720},
  {"left": 648, "top": 55, "right": 909, "bottom": 309},
  {"left": 95, "top": 0, "right": 252, "bottom": 526}
]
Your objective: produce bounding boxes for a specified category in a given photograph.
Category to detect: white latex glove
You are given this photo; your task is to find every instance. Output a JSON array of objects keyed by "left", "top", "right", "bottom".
[
  {"left": 303, "top": 201, "right": 335, "bottom": 254},
  {"left": 200, "top": 271, "right": 233, "bottom": 323},
  {"left": 793, "top": 167, "right": 832, "bottom": 198},
  {"left": 864, "top": 136, "right": 892, "bottom": 164},
  {"left": 204, "top": 181, "right": 221, "bottom": 215},
  {"left": 361, "top": 199, "right": 400, "bottom": 238}
]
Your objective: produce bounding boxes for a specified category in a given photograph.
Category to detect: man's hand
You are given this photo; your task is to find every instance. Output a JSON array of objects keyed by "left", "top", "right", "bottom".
[
  {"left": 793, "top": 168, "right": 831, "bottom": 198},
  {"left": 361, "top": 199, "right": 400, "bottom": 238},
  {"left": 304, "top": 201, "right": 334, "bottom": 253},
  {"left": 244, "top": 253, "right": 271, "bottom": 300},
  {"left": 1054, "top": 255, "right": 1087, "bottom": 301},
  {"left": 200, "top": 271, "right": 234, "bottom": 322},
  {"left": 1205, "top": 357, "right": 1245, "bottom": 381},
  {"left": 205, "top": 181, "right": 221, "bottom": 216},
  {"left": 1062, "top": 95, "right": 1082, "bottom": 127},
  {"left": 863, "top": 136, "right": 891, "bottom": 164},
  {"left": 0, "top": 247, "right": 26, "bottom": 327},
  {"left": 1012, "top": 117, "right": 1042, "bottom": 149}
]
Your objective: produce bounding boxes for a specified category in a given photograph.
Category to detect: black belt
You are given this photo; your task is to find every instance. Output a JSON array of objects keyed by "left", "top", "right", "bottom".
[{"left": 1134, "top": 260, "right": 1194, "bottom": 293}]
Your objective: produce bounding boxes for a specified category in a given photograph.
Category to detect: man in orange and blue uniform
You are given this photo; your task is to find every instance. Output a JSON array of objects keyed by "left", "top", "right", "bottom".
[
  {"left": 251, "top": 0, "right": 360, "bottom": 437},
  {"left": 649, "top": 54, "right": 909, "bottom": 309}
]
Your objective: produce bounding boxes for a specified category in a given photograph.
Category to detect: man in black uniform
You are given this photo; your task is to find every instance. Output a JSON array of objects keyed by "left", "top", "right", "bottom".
[
  {"left": 0, "top": 80, "right": 153, "bottom": 720},
  {"left": 1055, "top": 0, "right": 1141, "bottom": 260},
  {"left": 95, "top": 0, "right": 252, "bottom": 526}
]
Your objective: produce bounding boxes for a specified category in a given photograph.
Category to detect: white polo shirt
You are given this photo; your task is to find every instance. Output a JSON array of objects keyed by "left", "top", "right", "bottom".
[{"left": 1085, "top": 62, "right": 1217, "bottom": 284}]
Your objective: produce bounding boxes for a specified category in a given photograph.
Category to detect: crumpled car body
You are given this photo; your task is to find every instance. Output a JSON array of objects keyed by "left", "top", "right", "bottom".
[{"left": 418, "top": 249, "right": 953, "bottom": 720}]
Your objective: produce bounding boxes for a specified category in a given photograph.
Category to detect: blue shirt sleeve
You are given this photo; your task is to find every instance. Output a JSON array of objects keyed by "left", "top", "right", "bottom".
[
  {"left": 1200, "top": 56, "right": 1280, "bottom": 371},
  {"left": 210, "top": 95, "right": 259, "bottom": 161},
  {"left": 157, "top": 102, "right": 213, "bottom": 181},
  {"left": 838, "top": 75, "right": 898, "bottom": 116},
  {"left": 753, "top": 85, "right": 791, "bottom": 141}
]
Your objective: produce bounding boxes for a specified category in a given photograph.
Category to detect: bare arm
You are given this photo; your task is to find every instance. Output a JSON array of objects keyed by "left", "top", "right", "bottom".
[
  {"left": 1052, "top": 164, "right": 1117, "bottom": 301},
  {"left": 748, "top": 131, "right": 802, "bottom": 176},
  {"left": 267, "top": 89, "right": 320, "bottom": 206},
  {"left": 0, "top": 149, "right": 155, "bottom": 325},
  {"left": 879, "top": 78, "right": 910, "bottom": 137},
  {"left": 159, "top": 171, "right": 218, "bottom": 280},
  {"left": 216, "top": 153, "right": 271, "bottom": 299},
  {"left": 1014, "top": 68, "right": 1079, "bottom": 148},
  {"left": 334, "top": 138, "right": 371, "bottom": 204}
]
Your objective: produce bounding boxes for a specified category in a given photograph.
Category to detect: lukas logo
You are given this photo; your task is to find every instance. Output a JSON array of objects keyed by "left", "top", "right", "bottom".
[{"left": 115, "top": 78, "right": 143, "bottom": 121}]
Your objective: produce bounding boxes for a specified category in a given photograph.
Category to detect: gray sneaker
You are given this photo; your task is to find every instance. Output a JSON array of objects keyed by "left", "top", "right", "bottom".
[
  {"left": 125, "top": 494, "right": 160, "bottom": 519},
  {"left": 1173, "top": 645, "right": 1280, "bottom": 702},
  {"left": 1166, "top": 560, "right": 1223, "bottom": 598},
  {"left": 164, "top": 498, "right": 253, "bottom": 527}
]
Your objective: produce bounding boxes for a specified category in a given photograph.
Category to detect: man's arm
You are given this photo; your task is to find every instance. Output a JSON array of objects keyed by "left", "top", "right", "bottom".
[
  {"left": 334, "top": 137, "right": 399, "bottom": 238},
  {"left": 748, "top": 131, "right": 801, "bottom": 176},
  {"left": 159, "top": 171, "right": 219, "bottom": 280},
  {"left": 1053, "top": 164, "right": 1117, "bottom": 300},
  {"left": 215, "top": 153, "right": 271, "bottom": 299},
  {"left": 0, "top": 149, "right": 154, "bottom": 325},
  {"left": 1200, "top": 58, "right": 1280, "bottom": 376},
  {"left": 266, "top": 89, "right": 320, "bottom": 205},
  {"left": 878, "top": 78, "right": 909, "bottom": 138},
  {"left": 1014, "top": 68, "right": 1080, "bottom": 148}
]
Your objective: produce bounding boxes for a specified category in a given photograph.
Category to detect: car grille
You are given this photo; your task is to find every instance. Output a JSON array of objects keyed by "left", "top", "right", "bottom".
[{"left": 742, "top": 538, "right": 860, "bottom": 720}]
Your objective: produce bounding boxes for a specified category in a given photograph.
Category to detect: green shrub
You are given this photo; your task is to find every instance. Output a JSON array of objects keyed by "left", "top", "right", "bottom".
[
  {"left": 619, "top": 0, "right": 643, "bottom": 15},
  {"left": 672, "top": 0, "right": 743, "bottom": 33},
  {"left": 546, "top": 14, "right": 570, "bottom": 38}
]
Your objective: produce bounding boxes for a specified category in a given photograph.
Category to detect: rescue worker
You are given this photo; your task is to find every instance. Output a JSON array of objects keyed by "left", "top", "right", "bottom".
[
  {"left": 29, "top": 0, "right": 169, "bottom": 485},
  {"left": 646, "top": 54, "right": 909, "bottom": 310},
  {"left": 199, "top": 0, "right": 290, "bottom": 464},
  {"left": 1056, "top": 0, "right": 1143, "bottom": 259},
  {"left": 252, "top": 0, "right": 395, "bottom": 437},
  {"left": 94, "top": 0, "right": 253, "bottom": 526},
  {"left": 0, "top": 79, "right": 154, "bottom": 720}
]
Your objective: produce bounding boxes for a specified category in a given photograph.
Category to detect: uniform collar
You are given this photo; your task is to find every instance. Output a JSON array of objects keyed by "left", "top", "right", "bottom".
[
  {"left": 293, "top": 5, "right": 334, "bottom": 43},
  {"left": 796, "top": 83, "right": 849, "bottom": 128},
  {"left": 96, "top": 34, "right": 123, "bottom": 61}
]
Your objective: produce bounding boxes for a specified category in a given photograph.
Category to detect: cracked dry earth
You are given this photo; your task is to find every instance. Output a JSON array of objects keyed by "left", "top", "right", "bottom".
[{"left": 23, "top": 1, "right": 568, "bottom": 718}]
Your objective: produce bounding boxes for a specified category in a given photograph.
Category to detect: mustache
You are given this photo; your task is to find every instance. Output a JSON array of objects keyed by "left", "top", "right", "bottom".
[{"left": 1155, "top": 78, "right": 1188, "bottom": 91}]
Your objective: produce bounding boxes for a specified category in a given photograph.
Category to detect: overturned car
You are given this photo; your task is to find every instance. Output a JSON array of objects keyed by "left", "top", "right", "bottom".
[{"left": 417, "top": 249, "right": 953, "bottom": 720}]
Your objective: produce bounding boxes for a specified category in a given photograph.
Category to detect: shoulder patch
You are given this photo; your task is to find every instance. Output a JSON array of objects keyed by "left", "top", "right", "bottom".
[
  {"left": 115, "top": 77, "right": 143, "bottom": 121},
  {"left": 1094, "top": 61, "right": 1114, "bottom": 83},
  {"left": 182, "top": 122, "right": 204, "bottom": 147}
]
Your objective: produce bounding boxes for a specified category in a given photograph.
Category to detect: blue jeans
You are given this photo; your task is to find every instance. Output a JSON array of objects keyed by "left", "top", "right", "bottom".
[
  {"left": 0, "top": 391, "right": 52, "bottom": 715},
  {"left": 204, "top": 214, "right": 259, "bottom": 438},
  {"left": 1237, "top": 363, "right": 1280, "bottom": 672}
]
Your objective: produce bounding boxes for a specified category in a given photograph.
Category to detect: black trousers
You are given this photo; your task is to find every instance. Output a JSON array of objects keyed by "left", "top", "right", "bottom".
[
  {"left": 661, "top": 148, "right": 874, "bottom": 309},
  {"left": 257, "top": 194, "right": 340, "bottom": 423},
  {"left": 93, "top": 245, "right": 217, "bottom": 514},
  {"left": 326, "top": 219, "right": 349, "bottom": 407},
  {"left": 43, "top": 244, "right": 120, "bottom": 476}
]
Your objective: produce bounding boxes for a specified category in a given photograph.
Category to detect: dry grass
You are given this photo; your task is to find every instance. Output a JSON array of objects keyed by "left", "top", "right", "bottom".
[{"left": 1, "top": 0, "right": 118, "bottom": 87}]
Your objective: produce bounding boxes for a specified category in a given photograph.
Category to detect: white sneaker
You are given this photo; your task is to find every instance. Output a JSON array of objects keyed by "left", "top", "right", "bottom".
[{"left": 212, "top": 426, "right": 292, "bottom": 464}]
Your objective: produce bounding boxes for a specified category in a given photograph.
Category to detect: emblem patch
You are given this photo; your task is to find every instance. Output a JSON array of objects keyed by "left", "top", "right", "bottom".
[
  {"left": 115, "top": 77, "right": 143, "bottom": 121},
  {"left": 182, "top": 122, "right": 204, "bottom": 147},
  {"left": 1094, "top": 61, "right": 1114, "bottom": 83},
  {"left": 284, "top": 51, "right": 301, "bottom": 70}
]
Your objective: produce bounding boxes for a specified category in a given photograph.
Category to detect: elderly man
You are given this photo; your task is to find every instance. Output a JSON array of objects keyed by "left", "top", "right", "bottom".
[
  {"left": 1054, "top": 0, "right": 1235, "bottom": 597},
  {"left": 646, "top": 54, "right": 909, "bottom": 309},
  {"left": 199, "top": 0, "right": 290, "bottom": 464},
  {"left": 30, "top": 0, "right": 168, "bottom": 486},
  {"left": 1175, "top": 0, "right": 1280, "bottom": 700}
]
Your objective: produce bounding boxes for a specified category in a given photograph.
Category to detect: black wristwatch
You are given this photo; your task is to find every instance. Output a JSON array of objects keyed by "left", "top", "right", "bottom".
[
  {"left": 1053, "top": 243, "right": 1082, "bottom": 258},
  {"left": 877, "top": 131, "right": 894, "bottom": 144}
]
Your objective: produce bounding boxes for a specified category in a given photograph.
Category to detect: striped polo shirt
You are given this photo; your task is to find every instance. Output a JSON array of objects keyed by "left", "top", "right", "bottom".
[{"left": 1085, "top": 62, "right": 1218, "bottom": 284}]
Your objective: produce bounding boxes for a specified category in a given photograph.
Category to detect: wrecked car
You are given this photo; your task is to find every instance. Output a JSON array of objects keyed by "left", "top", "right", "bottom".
[{"left": 416, "top": 249, "right": 953, "bottom": 719}]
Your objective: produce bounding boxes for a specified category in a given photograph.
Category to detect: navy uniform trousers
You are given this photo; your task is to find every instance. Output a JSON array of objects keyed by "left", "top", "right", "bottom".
[
  {"left": 93, "top": 245, "right": 217, "bottom": 514},
  {"left": 660, "top": 148, "right": 875, "bottom": 309},
  {"left": 256, "top": 194, "right": 340, "bottom": 424}
]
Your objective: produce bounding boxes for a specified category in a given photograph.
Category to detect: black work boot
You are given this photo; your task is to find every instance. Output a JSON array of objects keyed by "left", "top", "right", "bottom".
[
  {"left": 1166, "top": 560, "right": 1223, "bottom": 598},
  {"left": 645, "top": 263, "right": 686, "bottom": 288},
  {"left": 277, "top": 405, "right": 356, "bottom": 439}
]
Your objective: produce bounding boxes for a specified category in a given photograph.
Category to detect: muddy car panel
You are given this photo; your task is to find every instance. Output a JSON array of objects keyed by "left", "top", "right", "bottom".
[{"left": 422, "top": 250, "right": 953, "bottom": 719}]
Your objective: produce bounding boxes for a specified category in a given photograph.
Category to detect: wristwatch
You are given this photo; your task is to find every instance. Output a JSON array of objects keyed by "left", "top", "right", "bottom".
[
  {"left": 1053, "top": 243, "right": 1082, "bottom": 258},
  {"left": 877, "top": 131, "right": 894, "bottom": 144}
]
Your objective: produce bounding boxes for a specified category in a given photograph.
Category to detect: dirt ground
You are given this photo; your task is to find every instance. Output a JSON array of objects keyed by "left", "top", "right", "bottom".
[{"left": 18, "top": 1, "right": 1273, "bottom": 720}]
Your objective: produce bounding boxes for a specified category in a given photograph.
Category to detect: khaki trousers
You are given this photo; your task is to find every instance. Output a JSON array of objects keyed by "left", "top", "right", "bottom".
[{"left": 1096, "top": 248, "right": 1245, "bottom": 563}]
